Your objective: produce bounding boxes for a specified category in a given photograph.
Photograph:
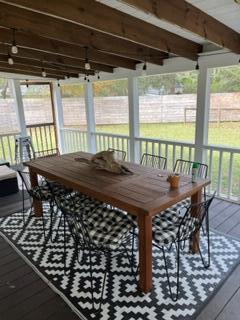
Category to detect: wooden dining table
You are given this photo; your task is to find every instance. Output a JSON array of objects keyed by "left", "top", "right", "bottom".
[{"left": 26, "top": 151, "right": 211, "bottom": 293}]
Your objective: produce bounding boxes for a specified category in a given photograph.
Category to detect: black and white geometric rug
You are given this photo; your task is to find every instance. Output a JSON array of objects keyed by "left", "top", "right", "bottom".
[{"left": 0, "top": 207, "right": 240, "bottom": 320}]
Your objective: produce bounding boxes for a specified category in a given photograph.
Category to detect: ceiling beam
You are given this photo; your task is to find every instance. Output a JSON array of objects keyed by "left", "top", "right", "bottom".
[
  {"left": 0, "top": 42, "right": 114, "bottom": 74},
  {"left": 0, "top": 61, "right": 81, "bottom": 78},
  {"left": 0, "top": 27, "right": 138, "bottom": 70},
  {"left": 0, "top": 53, "right": 97, "bottom": 76},
  {"left": 0, "top": 66, "right": 63, "bottom": 79},
  {"left": 2, "top": 0, "right": 202, "bottom": 60},
  {"left": 0, "top": 2, "right": 174, "bottom": 64},
  {"left": 121, "top": 0, "right": 240, "bottom": 54}
]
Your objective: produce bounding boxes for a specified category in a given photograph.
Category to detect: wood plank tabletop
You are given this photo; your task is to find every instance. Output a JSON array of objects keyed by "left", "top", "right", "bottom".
[{"left": 27, "top": 151, "right": 211, "bottom": 217}]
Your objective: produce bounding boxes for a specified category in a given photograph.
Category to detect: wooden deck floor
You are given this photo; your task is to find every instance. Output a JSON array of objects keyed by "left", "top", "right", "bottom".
[{"left": 0, "top": 192, "right": 239, "bottom": 320}]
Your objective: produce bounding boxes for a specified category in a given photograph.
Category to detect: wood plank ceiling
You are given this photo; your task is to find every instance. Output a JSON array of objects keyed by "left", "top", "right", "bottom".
[{"left": 0, "top": 0, "right": 239, "bottom": 79}]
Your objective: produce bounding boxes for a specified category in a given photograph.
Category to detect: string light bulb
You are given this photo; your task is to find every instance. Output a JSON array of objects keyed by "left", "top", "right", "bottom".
[
  {"left": 41, "top": 68, "right": 46, "bottom": 77},
  {"left": 8, "top": 54, "right": 14, "bottom": 65},
  {"left": 195, "top": 60, "right": 199, "bottom": 70},
  {"left": 142, "top": 60, "right": 147, "bottom": 76},
  {"left": 57, "top": 80, "right": 60, "bottom": 87},
  {"left": 11, "top": 29, "right": 18, "bottom": 54},
  {"left": 26, "top": 80, "right": 29, "bottom": 88},
  {"left": 84, "top": 47, "right": 91, "bottom": 70},
  {"left": 97, "top": 72, "right": 100, "bottom": 80}
]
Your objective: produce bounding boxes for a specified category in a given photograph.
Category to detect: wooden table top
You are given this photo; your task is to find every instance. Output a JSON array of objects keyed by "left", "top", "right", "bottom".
[{"left": 27, "top": 151, "right": 211, "bottom": 217}]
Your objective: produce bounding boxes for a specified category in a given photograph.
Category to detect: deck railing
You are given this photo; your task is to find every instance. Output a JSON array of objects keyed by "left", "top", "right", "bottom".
[
  {"left": 1, "top": 127, "right": 239, "bottom": 202},
  {"left": 0, "top": 132, "right": 19, "bottom": 164},
  {"left": 60, "top": 128, "right": 88, "bottom": 153},
  {"left": 94, "top": 132, "right": 130, "bottom": 160},
  {"left": 27, "top": 122, "right": 57, "bottom": 153}
]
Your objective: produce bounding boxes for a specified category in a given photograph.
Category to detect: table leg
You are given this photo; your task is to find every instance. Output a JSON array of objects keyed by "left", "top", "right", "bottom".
[
  {"left": 29, "top": 168, "right": 43, "bottom": 217},
  {"left": 190, "top": 189, "right": 202, "bottom": 253},
  {"left": 138, "top": 215, "right": 153, "bottom": 293}
]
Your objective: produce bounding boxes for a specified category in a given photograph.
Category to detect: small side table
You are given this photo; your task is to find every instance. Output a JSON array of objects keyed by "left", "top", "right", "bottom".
[{"left": 0, "top": 159, "right": 10, "bottom": 167}]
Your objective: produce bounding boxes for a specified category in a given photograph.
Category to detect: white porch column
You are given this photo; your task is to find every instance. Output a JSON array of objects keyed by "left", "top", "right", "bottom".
[
  {"left": 9, "top": 79, "right": 27, "bottom": 136},
  {"left": 128, "top": 76, "right": 140, "bottom": 163},
  {"left": 84, "top": 82, "right": 96, "bottom": 153},
  {"left": 52, "top": 82, "right": 65, "bottom": 153},
  {"left": 194, "top": 66, "right": 211, "bottom": 163}
]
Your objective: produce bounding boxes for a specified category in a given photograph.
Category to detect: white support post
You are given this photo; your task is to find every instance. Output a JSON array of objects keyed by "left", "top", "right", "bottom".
[
  {"left": 9, "top": 79, "right": 27, "bottom": 137},
  {"left": 52, "top": 82, "right": 65, "bottom": 153},
  {"left": 194, "top": 66, "right": 211, "bottom": 163},
  {"left": 85, "top": 82, "right": 96, "bottom": 153},
  {"left": 128, "top": 76, "right": 140, "bottom": 163}
]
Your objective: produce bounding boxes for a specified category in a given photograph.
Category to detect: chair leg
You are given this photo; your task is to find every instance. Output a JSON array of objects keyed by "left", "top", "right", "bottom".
[
  {"left": 198, "top": 212, "right": 210, "bottom": 268},
  {"left": 88, "top": 248, "right": 109, "bottom": 314},
  {"left": 162, "top": 243, "right": 180, "bottom": 301}
]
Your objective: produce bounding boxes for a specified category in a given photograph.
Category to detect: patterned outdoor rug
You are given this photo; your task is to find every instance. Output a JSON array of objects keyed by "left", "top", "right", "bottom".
[{"left": 0, "top": 206, "right": 240, "bottom": 320}]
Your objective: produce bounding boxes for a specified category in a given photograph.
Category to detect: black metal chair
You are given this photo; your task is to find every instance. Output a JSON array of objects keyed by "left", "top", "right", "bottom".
[
  {"left": 174, "top": 159, "right": 208, "bottom": 180},
  {"left": 140, "top": 153, "right": 167, "bottom": 170},
  {"left": 53, "top": 192, "right": 136, "bottom": 313},
  {"left": 152, "top": 192, "right": 215, "bottom": 301},
  {"left": 108, "top": 148, "right": 127, "bottom": 161},
  {"left": 17, "top": 170, "right": 71, "bottom": 240}
]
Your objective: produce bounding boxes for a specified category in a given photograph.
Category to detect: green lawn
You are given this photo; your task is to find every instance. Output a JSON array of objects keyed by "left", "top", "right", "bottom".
[{"left": 96, "top": 122, "right": 240, "bottom": 147}]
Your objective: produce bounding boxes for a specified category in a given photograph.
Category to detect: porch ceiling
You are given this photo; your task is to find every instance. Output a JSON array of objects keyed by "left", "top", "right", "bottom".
[{"left": 0, "top": 0, "right": 239, "bottom": 79}]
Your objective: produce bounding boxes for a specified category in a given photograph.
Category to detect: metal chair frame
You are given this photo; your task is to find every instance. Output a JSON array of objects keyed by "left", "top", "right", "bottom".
[
  {"left": 53, "top": 193, "right": 136, "bottom": 314},
  {"left": 17, "top": 170, "right": 47, "bottom": 239},
  {"left": 108, "top": 148, "right": 127, "bottom": 161},
  {"left": 140, "top": 153, "right": 167, "bottom": 170},
  {"left": 153, "top": 192, "right": 215, "bottom": 301}
]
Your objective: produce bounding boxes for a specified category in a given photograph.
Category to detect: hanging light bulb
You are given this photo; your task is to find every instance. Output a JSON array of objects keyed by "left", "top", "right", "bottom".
[
  {"left": 87, "top": 78, "right": 90, "bottom": 82},
  {"left": 8, "top": 54, "right": 14, "bottom": 65},
  {"left": 141, "top": 61, "right": 147, "bottom": 76},
  {"left": 57, "top": 79, "right": 60, "bottom": 87},
  {"left": 84, "top": 75, "right": 87, "bottom": 81},
  {"left": 97, "top": 72, "right": 100, "bottom": 80},
  {"left": 41, "top": 68, "right": 46, "bottom": 77},
  {"left": 195, "top": 60, "right": 199, "bottom": 70},
  {"left": 11, "top": 29, "right": 18, "bottom": 54},
  {"left": 26, "top": 80, "right": 29, "bottom": 88},
  {"left": 84, "top": 47, "right": 91, "bottom": 70}
]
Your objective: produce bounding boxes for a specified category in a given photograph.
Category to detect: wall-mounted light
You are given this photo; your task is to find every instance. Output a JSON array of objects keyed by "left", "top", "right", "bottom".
[
  {"left": 41, "top": 68, "right": 46, "bottom": 77},
  {"left": 11, "top": 29, "right": 18, "bottom": 54},
  {"left": 84, "top": 47, "right": 91, "bottom": 70},
  {"left": 8, "top": 54, "right": 14, "bottom": 65}
]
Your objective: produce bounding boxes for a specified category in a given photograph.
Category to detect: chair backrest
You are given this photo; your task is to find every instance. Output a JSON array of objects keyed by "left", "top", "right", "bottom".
[
  {"left": 140, "top": 153, "right": 167, "bottom": 170},
  {"left": 178, "top": 192, "right": 215, "bottom": 241},
  {"left": 108, "top": 148, "right": 127, "bottom": 161},
  {"left": 17, "top": 170, "right": 32, "bottom": 194},
  {"left": 174, "top": 159, "right": 208, "bottom": 179},
  {"left": 35, "top": 148, "right": 60, "bottom": 159}
]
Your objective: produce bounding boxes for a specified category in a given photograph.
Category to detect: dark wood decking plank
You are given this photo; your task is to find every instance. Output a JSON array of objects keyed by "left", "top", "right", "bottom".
[
  {"left": 1, "top": 286, "right": 56, "bottom": 320},
  {"left": 217, "top": 209, "right": 240, "bottom": 234},
  {"left": 22, "top": 296, "right": 79, "bottom": 320},
  {"left": 210, "top": 203, "right": 240, "bottom": 229},
  {"left": 216, "top": 287, "right": 240, "bottom": 320},
  {"left": 196, "top": 265, "right": 240, "bottom": 320}
]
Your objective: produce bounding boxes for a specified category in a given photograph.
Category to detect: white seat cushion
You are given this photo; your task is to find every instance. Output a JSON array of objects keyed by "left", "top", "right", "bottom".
[{"left": 0, "top": 165, "right": 17, "bottom": 181}]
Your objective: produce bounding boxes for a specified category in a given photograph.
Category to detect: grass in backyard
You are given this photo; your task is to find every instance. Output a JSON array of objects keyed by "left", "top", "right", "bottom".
[{"left": 96, "top": 122, "right": 240, "bottom": 147}]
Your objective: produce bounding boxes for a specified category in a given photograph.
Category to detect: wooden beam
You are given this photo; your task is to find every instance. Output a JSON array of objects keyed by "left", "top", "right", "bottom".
[
  {"left": 0, "top": 42, "right": 114, "bottom": 73},
  {"left": 121, "top": 0, "right": 240, "bottom": 54},
  {"left": 0, "top": 2, "right": 179, "bottom": 62},
  {"left": 0, "top": 53, "right": 96, "bottom": 76},
  {"left": 0, "top": 66, "right": 62, "bottom": 79},
  {"left": 3, "top": 0, "right": 201, "bottom": 60},
  {"left": 0, "top": 27, "right": 137, "bottom": 70},
  {"left": 0, "top": 61, "right": 80, "bottom": 78}
]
